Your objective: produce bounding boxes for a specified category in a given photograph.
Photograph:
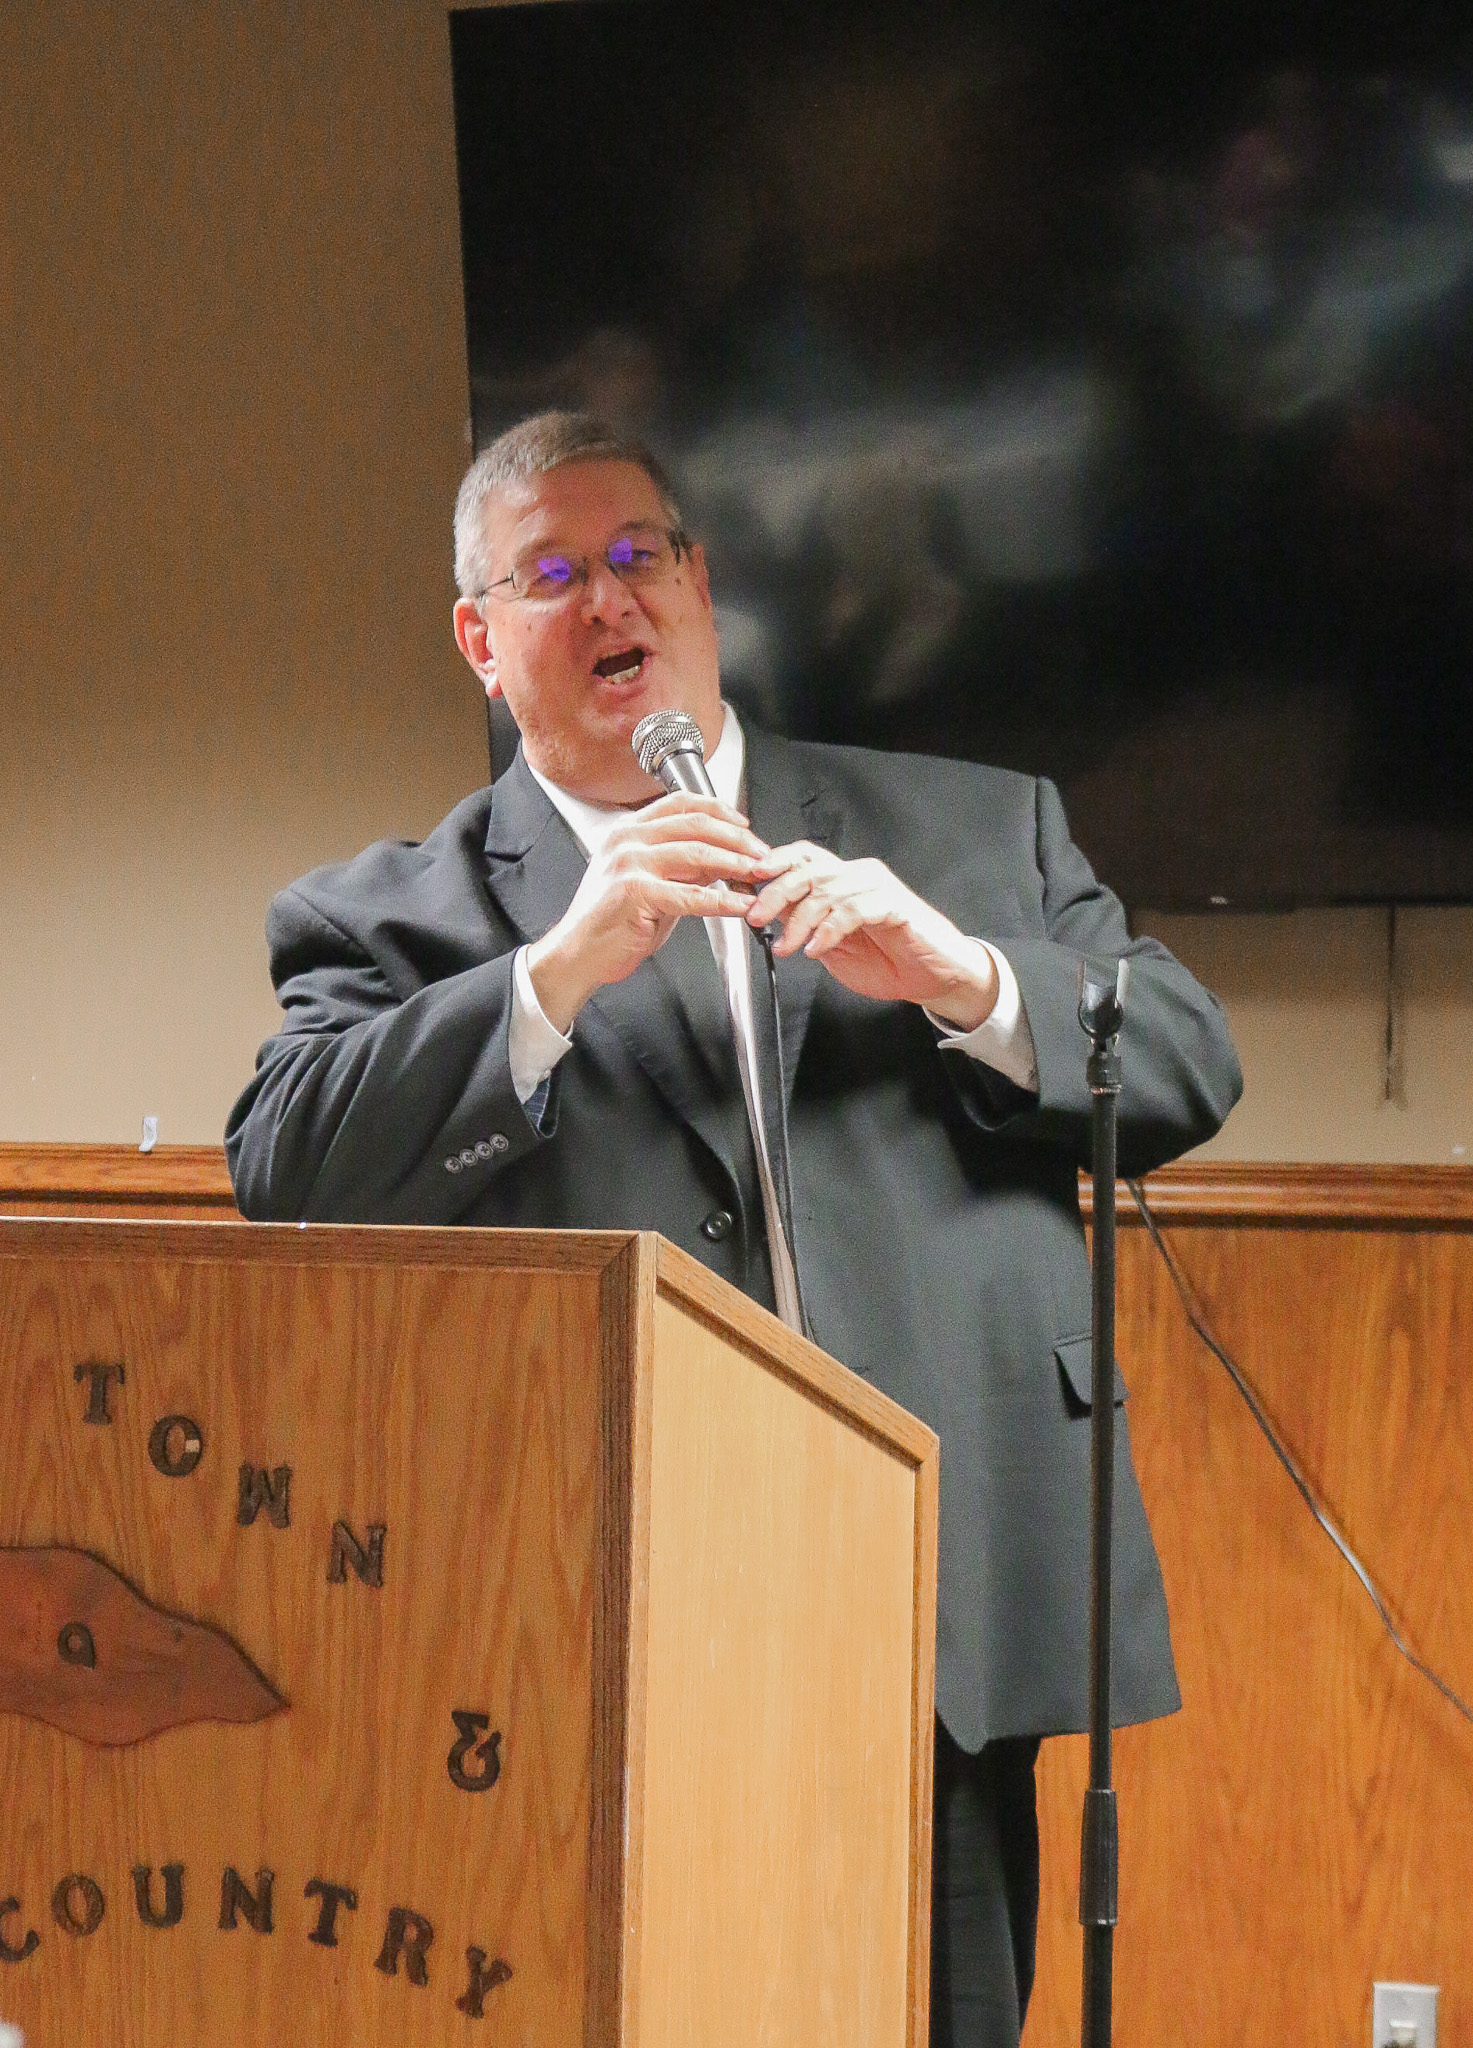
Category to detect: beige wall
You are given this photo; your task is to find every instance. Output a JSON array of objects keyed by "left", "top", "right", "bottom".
[
  {"left": 1145, "top": 907, "right": 1473, "bottom": 1163},
  {"left": 2, "top": 2, "right": 1470, "bottom": 1159},
  {"left": 1, "top": 0, "right": 479, "bottom": 1145}
]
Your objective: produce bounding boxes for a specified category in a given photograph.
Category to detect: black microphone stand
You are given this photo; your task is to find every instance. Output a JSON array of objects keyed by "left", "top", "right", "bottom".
[{"left": 1078, "top": 959, "right": 1128, "bottom": 2048}]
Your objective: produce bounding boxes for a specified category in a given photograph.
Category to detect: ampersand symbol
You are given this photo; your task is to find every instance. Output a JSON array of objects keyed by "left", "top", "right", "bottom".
[{"left": 447, "top": 1710, "right": 502, "bottom": 1792}]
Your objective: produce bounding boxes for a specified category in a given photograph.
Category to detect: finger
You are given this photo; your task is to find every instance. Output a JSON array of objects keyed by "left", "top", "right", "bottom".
[
  {"left": 643, "top": 879, "right": 758, "bottom": 920},
  {"left": 639, "top": 791, "right": 752, "bottom": 831},
  {"left": 635, "top": 839, "right": 766, "bottom": 885},
  {"left": 776, "top": 878, "right": 901, "bottom": 957},
  {"left": 771, "top": 884, "right": 839, "bottom": 957},
  {"left": 620, "top": 810, "right": 769, "bottom": 859},
  {"left": 745, "top": 845, "right": 854, "bottom": 918},
  {"left": 745, "top": 869, "right": 816, "bottom": 928},
  {"left": 817, "top": 884, "right": 915, "bottom": 946},
  {"left": 749, "top": 839, "right": 835, "bottom": 881},
  {"left": 802, "top": 900, "right": 866, "bottom": 955}
]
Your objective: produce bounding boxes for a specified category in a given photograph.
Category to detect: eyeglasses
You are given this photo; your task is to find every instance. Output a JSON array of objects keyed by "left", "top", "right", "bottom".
[{"left": 479, "top": 524, "right": 690, "bottom": 606}]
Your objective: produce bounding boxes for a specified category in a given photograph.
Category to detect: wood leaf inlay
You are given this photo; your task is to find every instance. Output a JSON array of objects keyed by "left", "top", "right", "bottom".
[{"left": 0, "top": 1547, "right": 286, "bottom": 1745}]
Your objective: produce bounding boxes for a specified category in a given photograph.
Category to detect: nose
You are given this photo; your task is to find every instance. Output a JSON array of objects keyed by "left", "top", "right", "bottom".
[{"left": 578, "top": 555, "right": 638, "bottom": 622}]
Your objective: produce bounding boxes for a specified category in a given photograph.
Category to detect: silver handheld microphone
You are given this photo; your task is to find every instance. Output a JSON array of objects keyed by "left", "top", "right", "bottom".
[
  {"left": 632, "top": 704, "right": 758, "bottom": 933},
  {"left": 631, "top": 708, "right": 714, "bottom": 797},
  {"left": 629, "top": 709, "right": 809, "bottom": 1337}
]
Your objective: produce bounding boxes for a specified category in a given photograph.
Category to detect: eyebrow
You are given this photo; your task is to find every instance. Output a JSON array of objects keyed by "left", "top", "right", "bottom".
[{"left": 514, "top": 519, "right": 668, "bottom": 557}]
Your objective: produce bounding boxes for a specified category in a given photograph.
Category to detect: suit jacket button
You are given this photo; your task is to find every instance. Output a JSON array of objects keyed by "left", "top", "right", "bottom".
[
  {"left": 700, "top": 1209, "right": 734, "bottom": 1242},
  {"left": 489, "top": 1133, "right": 510, "bottom": 1154}
]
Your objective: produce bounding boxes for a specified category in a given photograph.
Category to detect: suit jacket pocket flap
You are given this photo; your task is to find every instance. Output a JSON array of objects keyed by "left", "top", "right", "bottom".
[{"left": 1055, "top": 1334, "right": 1128, "bottom": 1413}]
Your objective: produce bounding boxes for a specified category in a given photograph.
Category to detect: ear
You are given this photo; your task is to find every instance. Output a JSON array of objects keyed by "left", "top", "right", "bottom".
[{"left": 453, "top": 596, "right": 502, "bottom": 698}]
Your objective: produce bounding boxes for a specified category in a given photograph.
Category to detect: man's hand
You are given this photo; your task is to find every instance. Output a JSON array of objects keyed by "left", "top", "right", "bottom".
[
  {"left": 526, "top": 794, "right": 767, "bottom": 1033},
  {"left": 747, "top": 841, "right": 999, "bottom": 1030}
]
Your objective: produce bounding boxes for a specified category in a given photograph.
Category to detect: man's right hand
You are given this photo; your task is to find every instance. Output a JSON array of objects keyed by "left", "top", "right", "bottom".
[{"left": 524, "top": 793, "right": 768, "bottom": 1034}]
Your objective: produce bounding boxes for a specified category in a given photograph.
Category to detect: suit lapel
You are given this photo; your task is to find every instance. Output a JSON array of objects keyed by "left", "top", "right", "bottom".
[
  {"left": 482, "top": 750, "right": 747, "bottom": 1183},
  {"left": 482, "top": 751, "right": 587, "bottom": 941}
]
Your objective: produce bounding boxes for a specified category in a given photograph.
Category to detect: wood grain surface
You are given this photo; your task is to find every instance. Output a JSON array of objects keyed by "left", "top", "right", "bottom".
[
  {"left": 634, "top": 1290, "right": 923, "bottom": 2048},
  {"left": 651, "top": 1239, "right": 940, "bottom": 2048},
  {"left": 1084, "top": 1159, "right": 1473, "bottom": 1226},
  {"left": 587, "top": 1234, "right": 649, "bottom": 2048},
  {"left": 0, "top": 1547, "right": 286, "bottom": 1743},
  {"left": 7, "top": 1164, "right": 1468, "bottom": 2044},
  {"left": 0, "top": 1145, "right": 237, "bottom": 1216},
  {"left": 5, "top": 1143, "right": 1468, "bottom": 1228},
  {"left": 0, "top": 1225, "right": 611, "bottom": 2046},
  {"left": 1026, "top": 1218, "right": 1473, "bottom": 2047},
  {"left": 0, "top": 1219, "right": 938, "bottom": 2047}
]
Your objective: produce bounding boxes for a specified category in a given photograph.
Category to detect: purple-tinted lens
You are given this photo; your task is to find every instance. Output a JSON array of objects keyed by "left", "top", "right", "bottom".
[
  {"left": 535, "top": 554, "right": 575, "bottom": 584},
  {"left": 608, "top": 537, "right": 635, "bottom": 567}
]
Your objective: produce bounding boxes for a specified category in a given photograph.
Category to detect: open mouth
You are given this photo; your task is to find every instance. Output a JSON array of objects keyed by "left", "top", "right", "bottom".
[{"left": 592, "top": 646, "right": 648, "bottom": 686}]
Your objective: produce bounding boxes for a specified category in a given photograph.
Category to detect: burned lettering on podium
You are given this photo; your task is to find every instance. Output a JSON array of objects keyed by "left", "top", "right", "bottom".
[
  {"left": 56, "top": 1621, "right": 96, "bottom": 1668},
  {"left": 147, "top": 1414, "right": 204, "bottom": 1478},
  {"left": 327, "top": 1520, "right": 385, "bottom": 1588},
  {"left": 456, "top": 1947, "right": 513, "bottom": 2018},
  {"left": 237, "top": 1463, "right": 292, "bottom": 1528},
  {"left": 0, "top": 1899, "right": 39, "bottom": 1963},
  {"left": 51, "top": 1875, "right": 105, "bottom": 1937},
  {"left": 447, "top": 1711, "right": 502, "bottom": 1792},
  {"left": 304, "top": 1878, "right": 358, "bottom": 1948},
  {"left": 74, "top": 1361, "right": 124, "bottom": 1425},
  {"left": 0, "top": 1861, "right": 515, "bottom": 2018},
  {"left": 133, "top": 1863, "right": 184, "bottom": 1929},
  {"left": 218, "top": 1867, "right": 274, "bottom": 1934},
  {"left": 374, "top": 1906, "right": 434, "bottom": 1986}
]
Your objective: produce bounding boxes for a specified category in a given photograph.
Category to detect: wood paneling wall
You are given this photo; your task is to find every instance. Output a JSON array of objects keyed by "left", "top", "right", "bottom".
[
  {"left": 4, "top": 1147, "right": 1471, "bottom": 2041},
  {"left": 1031, "top": 1169, "right": 1473, "bottom": 2048},
  {"left": 0, "top": 1144, "right": 237, "bottom": 1218}
]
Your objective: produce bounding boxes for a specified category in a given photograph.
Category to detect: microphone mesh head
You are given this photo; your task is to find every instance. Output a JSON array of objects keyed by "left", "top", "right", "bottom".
[{"left": 632, "top": 709, "right": 706, "bottom": 777}]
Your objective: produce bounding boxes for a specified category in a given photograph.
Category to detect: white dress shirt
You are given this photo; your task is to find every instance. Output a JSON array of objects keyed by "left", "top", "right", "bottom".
[{"left": 506, "top": 706, "right": 1039, "bottom": 1328}]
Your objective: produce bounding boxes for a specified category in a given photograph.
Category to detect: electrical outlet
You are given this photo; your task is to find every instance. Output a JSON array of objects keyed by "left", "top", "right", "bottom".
[{"left": 1373, "top": 1982, "right": 1438, "bottom": 2048}]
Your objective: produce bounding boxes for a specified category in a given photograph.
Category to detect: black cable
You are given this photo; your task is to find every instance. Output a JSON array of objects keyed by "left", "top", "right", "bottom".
[
  {"left": 758, "top": 930, "right": 811, "bottom": 1342},
  {"left": 1126, "top": 1176, "right": 1473, "bottom": 1729}
]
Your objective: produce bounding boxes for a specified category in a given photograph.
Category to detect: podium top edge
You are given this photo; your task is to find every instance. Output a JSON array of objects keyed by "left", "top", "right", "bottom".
[{"left": 0, "top": 1215, "right": 640, "bottom": 1274}]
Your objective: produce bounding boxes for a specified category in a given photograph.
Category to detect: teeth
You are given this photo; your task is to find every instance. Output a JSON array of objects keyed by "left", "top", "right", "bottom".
[{"left": 602, "top": 657, "right": 643, "bottom": 683}]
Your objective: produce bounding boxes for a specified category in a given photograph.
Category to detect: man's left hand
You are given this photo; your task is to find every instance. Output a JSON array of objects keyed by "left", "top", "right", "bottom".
[{"left": 747, "top": 842, "right": 998, "bottom": 1030}]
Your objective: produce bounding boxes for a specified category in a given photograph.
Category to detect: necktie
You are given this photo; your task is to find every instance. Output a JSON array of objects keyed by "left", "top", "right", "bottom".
[{"left": 701, "top": 909, "right": 803, "bottom": 1332}]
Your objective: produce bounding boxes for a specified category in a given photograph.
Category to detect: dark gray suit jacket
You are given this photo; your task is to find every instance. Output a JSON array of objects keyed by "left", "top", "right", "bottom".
[{"left": 227, "top": 729, "right": 1241, "bottom": 1750}]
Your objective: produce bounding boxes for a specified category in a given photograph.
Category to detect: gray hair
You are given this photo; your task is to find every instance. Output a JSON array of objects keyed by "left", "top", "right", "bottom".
[{"left": 453, "top": 410, "right": 684, "bottom": 599}]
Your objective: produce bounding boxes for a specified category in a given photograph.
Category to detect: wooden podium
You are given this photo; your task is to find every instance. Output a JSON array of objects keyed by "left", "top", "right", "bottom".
[{"left": 0, "top": 1220, "right": 938, "bottom": 2046}]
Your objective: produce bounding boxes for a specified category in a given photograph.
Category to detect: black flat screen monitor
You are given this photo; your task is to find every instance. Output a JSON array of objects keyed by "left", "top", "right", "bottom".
[{"left": 451, "top": 0, "right": 1473, "bottom": 909}]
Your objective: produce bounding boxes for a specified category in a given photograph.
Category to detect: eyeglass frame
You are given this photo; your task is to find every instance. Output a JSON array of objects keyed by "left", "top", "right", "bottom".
[{"left": 476, "top": 523, "right": 692, "bottom": 606}]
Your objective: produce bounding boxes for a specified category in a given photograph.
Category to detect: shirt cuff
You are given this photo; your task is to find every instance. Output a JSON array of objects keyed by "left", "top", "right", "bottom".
[
  {"left": 925, "top": 940, "right": 1039, "bottom": 1093},
  {"left": 510, "top": 945, "right": 575, "bottom": 1106}
]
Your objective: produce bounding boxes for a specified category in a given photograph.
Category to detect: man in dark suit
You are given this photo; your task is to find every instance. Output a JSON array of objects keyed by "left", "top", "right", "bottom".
[{"left": 227, "top": 411, "right": 1241, "bottom": 2047}]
